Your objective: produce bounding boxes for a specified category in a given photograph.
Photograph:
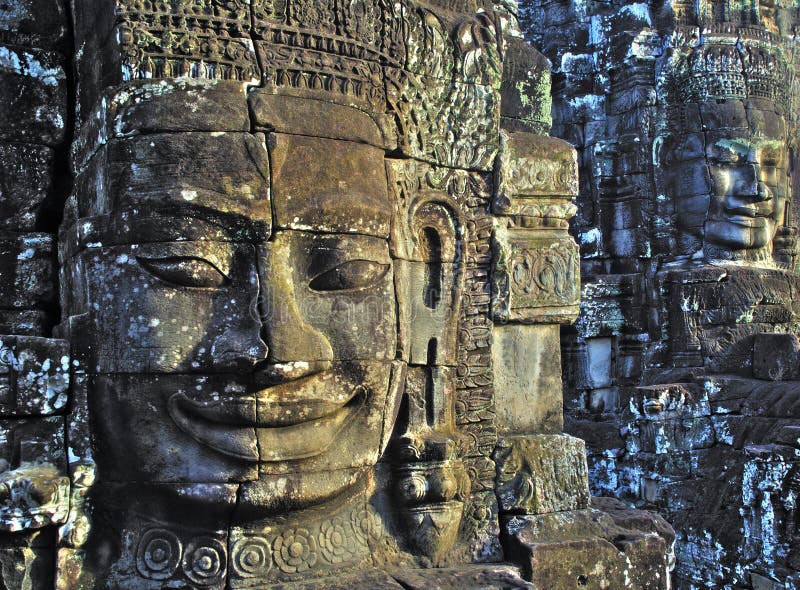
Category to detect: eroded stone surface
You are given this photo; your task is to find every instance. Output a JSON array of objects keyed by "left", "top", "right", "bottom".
[
  {"left": 391, "top": 565, "right": 534, "bottom": 589},
  {"left": 492, "top": 325, "right": 564, "bottom": 435},
  {"left": 504, "top": 499, "right": 674, "bottom": 590},
  {"left": 0, "top": 144, "right": 55, "bottom": 232},
  {"left": 0, "top": 336, "right": 69, "bottom": 416},
  {"left": 0, "top": 0, "right": 674, "bottom": 587},
  {"left": 0, "top": 47, "right": 66, "bottom": 145},
  {"left": 494, "top": 434, "right": 590, "bottom": 515},
  {"left": 0, "top": 1, "right": 72, "bottom": 584}
]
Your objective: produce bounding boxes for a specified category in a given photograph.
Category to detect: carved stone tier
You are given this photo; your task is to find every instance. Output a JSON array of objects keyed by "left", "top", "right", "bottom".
[
  {"left": 489, "top": 128, "right": 672, "bottom": 590},
  {"left": 494, "top": 434, "right": 590, "bottom": 515}
]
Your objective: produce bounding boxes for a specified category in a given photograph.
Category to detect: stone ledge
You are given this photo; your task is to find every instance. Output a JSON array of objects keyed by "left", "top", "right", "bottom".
[{"left": 502, "top": 498, "right": 674, "bottom": 590}]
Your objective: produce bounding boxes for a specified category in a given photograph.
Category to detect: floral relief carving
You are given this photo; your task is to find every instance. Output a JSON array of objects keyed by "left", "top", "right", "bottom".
[{"left": 272, "top": 528, "right": 319, "bottom": 574}]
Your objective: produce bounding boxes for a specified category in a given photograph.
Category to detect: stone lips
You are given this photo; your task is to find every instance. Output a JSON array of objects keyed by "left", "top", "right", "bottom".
[{"left": 167, "top": 385, "right": 367, "bottom": 462}]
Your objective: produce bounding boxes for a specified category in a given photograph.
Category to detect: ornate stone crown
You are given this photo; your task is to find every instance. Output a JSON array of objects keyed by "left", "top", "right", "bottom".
[
  {"left": 667, "top": 24, "right": 791, "bottom": 106},
  {"left": 115, "top": 0, "right": 504, "bottom": 169},
  {"left": 117, "top": 0, "right": 260, "bottom": 81}
]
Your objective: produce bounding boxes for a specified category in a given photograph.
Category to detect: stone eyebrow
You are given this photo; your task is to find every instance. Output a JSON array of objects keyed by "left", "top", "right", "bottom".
[{"left": 133, "top": 241, "right": 234, "bottom": 278}]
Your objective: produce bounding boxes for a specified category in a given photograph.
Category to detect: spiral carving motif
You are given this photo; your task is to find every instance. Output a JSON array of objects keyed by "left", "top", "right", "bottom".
[
  {"left": 181, "top": 537, "right": 226, "bottom": 586},
  {"left": 136, "top": 528, "right": 182, "bottom": 581},
  {"left": 231, "top": 536, "right": 272, "bottom": 578}
]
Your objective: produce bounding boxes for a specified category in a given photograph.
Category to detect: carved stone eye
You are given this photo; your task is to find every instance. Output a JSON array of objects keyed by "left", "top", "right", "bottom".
[
  {"left": 309, "top": 260, "right": 389, "bottom": 292},
  {"left": 136, "top": 256, "right": 230, "bottom": 288}
]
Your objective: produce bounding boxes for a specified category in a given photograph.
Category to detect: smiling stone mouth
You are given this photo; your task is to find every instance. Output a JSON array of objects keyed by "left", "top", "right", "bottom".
[
  {"left": 721, "top": 215, "right": 770, "bottom": 228},
  {"left": 716, "top": 207, "right": 772, "bottom": 227},
  {"left": 725, "top": 204, "right": 771, "bottom": 217},
  {"left": 726, "top": 206, "right": 760, "bottom": 217},
  {"left": 167, "top": 387, "right": 367, "bottom": 462}
]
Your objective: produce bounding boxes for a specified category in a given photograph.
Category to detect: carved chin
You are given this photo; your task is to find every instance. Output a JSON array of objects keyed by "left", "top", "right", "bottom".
[
  {"left": 168, "top": 388, "right": 367, "bottom": 462},
  {"left": 705, "top": 219, "right": 775, "bottom": 251}
]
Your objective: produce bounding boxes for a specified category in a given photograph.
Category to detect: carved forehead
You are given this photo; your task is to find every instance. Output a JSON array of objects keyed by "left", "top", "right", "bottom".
[
  {"left": 704, "top": 136, "right": 787, "bottom": 158},
  {"left": 695, "top": 100, "right": 748, "bottom": 129},
  {"left": 70, "top": 86, "right": 393, "bottom": 242},
  {"left": 692, "top": 100, "right": 787, "bottom": 140},
  {"left": 269, "top": 133, "right": 391, "bottom": 238}
]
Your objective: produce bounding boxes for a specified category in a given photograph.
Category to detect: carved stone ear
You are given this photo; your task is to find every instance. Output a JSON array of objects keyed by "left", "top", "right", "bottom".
[
  {"left": 412, "top": 200, "right": 461, "bottom": 365},
  {"left": 395, "top": 197, "right": 463, "bottom": 368},
  {"left": 389, "top": 196, "right": 470, "bottom": 563},
  {"left": 392, "top": 196, "right": 465, "bottom": 453}
]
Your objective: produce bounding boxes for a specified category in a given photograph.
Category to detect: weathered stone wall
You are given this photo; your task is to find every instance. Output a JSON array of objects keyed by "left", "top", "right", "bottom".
[
  {"left": 519, "top": 0, "right": 800, "bottom": 586},
  {"left": 0, "top": 1, "right": 72, "bottom": 586}
]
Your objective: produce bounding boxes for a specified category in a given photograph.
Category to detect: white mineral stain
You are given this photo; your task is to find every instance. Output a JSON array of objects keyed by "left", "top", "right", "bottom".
[
  {"left": 580, "top": 227, "right": 602, "bottom": 247},
  {"left": 620, "top": 3, "right": 651, "bottom": 24},
  {"left": 17, "top": 248, "right": 35, "bottom": 261},
  {"left": 0, "top": 47, "right": 63, "bottom": 86}
]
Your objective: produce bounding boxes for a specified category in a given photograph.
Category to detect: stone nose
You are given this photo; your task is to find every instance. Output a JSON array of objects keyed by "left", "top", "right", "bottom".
[
  {"left": 210, "top": 302, "right": 270, "bottom": 372},
  {"left": 211, "top": 337, "right": 269, "bottom": 372},
  {"left": 733, "top": 163, "right": 772, "bottom": 201},
  {"left": 255, "top": 243, "right": 334, "bottom": 375},
  {"left": 755, "top": 179, "right": 773, "bottom": 202}
]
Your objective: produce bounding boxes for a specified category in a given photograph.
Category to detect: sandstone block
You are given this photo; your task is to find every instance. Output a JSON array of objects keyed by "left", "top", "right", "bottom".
[
  {"left": 494, "top": 434, "right": 590, "bottom": 514},
  {"left": 0, "top": 143, "right": 54, "bottom": 232},
  {"left": 753, "top": 333, "right": 800, "bottom": 380},
  {"left": 503, "top": 499, "right": 673, "bottom": 590},
  {"left": 0, "top": 0, "right": 67, "bottom": 49},
  {"left": 0, "top": 336, "right": 69, "bottom": 416},
  {"left": 0, "top": 234, "right": 55, "bottom": 309},
  {"left": 492, "top": 324, "right": 564, "bottom": 434}
]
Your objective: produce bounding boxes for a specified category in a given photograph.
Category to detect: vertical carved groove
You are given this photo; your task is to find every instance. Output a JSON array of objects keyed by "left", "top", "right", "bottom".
[
  {"left": 423, "top": 228, "right": 442, "bottom": 310},
  {"left": 425, "top": 338, "right": 437, "bottom": 427}
]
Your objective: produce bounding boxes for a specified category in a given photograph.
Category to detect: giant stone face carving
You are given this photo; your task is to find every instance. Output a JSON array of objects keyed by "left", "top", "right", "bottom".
[
  {"left": 0, "top": 0, "right": 671, "bottom": 587},
  {"left": 704, "top": 132, "right": 787, "bottom": 253},
  {"left": 660, "top": 34, "right": 794, "bottom": 266},
  {"left": 66, "top": 130, "right": 400, "bottom": 501},
  {"left": 58, "top": 0, "right": 513, "bottom": 582},
  {"left": 663, "top": 101, "right": 789, "bottom": 263},
  {"left": 61, "top": 93, "right": 464, "bottom": 586}
]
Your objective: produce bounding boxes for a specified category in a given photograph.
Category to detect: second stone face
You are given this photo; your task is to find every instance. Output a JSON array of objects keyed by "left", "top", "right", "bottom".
[{"left": 0, "top": 0, "right": 683, "bottom": 587}]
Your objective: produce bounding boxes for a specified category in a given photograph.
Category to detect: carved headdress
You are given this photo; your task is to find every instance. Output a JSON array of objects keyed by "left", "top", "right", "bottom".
[
  {"left": 668, "top": 23, "right": 791, "bottom": 104},
  {"left": 115, "top": 0, "right": 505, "bottom": 169},
  {"left": 664, "top": 24, "right": 792, "bottom": 108}
]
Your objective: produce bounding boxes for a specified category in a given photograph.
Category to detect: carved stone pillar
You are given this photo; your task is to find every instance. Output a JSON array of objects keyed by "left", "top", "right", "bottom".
[{"left": 490, "top": 40, "right": 674, "bottom": 587}]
